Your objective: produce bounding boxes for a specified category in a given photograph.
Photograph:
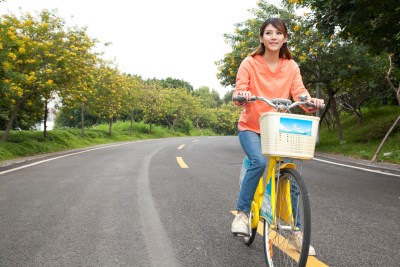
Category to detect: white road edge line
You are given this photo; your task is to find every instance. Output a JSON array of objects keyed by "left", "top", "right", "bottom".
[
  {"left": 313, "top": 158, "right": 400, "bottom": 178},
  {"left": 0, "top": 141, "right": 142, "bottom": 175}
]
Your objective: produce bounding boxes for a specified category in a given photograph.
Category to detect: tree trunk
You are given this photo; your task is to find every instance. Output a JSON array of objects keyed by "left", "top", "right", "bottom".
[
  {"left": 1, "top": 94, "right": 30, "bottom": 142},
  {"left": 43, "top": 100, "right": 48, "bottom": 139},
  {"left": 385, "top": 55, "right": 400, "bottom": 105},
  {"left": 129, "top": 110, "right": 134, "bottom": 136},
  {"left": 371, "top": 115, "right": 400, "bottom": 162},
  {"left": 80, "top": 103, "right": 85, "bottom": 138},
  {"left": 332, "top": 102, "right": 343, "bottom": 143},
  {"left": 108, "top": 117, "right": 113, "bottom": 135},
  {"left": 327, "top": 86, "right": 343, "bottom": 143}
]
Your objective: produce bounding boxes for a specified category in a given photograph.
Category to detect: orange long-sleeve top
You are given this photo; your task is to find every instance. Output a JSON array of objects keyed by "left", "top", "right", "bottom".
[{"left": 233, "top": 55, "right": 311, "bottom": 133}]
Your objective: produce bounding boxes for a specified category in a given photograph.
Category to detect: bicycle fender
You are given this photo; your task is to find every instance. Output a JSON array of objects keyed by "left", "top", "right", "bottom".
[{"left": 279, "top": 162, "right": 296, "bottom": 170}]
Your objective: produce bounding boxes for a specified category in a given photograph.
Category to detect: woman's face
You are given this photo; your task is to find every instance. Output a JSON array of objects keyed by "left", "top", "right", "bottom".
[{"left": 260, "top": 24, "right": 287, "bottom": 53}]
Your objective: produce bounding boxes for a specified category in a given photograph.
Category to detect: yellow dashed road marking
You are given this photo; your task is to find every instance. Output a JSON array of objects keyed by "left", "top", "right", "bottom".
[
  {"left": 176, "top": 157, "right": 189, "bottom": 168},
  {"left": 231, "top": 211, "right": 329, "bottom": 266}
]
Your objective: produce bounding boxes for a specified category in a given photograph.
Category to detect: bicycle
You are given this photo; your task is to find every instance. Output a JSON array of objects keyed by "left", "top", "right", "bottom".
[{"left": 233, "top": 95, "right": 323, "bottom": 267}]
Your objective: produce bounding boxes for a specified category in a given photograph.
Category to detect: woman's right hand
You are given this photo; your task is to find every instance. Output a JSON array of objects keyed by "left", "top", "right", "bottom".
[{"left": 233, "top": 91, "right": 252, "bottom": 106}]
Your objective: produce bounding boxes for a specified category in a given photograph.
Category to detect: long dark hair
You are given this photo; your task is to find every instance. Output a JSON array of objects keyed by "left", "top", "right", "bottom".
[{"left": 251, "top": 18, "right": 292, "bottom": 59}]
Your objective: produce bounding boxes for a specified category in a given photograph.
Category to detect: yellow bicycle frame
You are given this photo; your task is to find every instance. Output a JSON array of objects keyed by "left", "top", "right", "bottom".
[{"left": 251, "top": 157, "right": 297, "bottom": 229}]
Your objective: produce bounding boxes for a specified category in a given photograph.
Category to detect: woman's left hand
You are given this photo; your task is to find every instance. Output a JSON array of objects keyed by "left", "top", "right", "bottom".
[{"left": 310, "top": 97, "right": 324, "bottom": 108}]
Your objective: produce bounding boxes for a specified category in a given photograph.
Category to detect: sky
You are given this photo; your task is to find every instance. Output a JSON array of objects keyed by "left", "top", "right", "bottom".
[{"left": 1, "top": 0, "right": 281, "bottom": 97}]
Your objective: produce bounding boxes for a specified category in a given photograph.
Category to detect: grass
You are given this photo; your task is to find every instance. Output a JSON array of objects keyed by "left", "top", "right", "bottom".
[
  {"left": 0, "top": 121, "right": 215, "bottom": 162},
  {"left": 316, "top": 105, "right": 400, "bottom": 164},
  {"left": 1, "top": 106, "right": 399, "bottom": 164}
]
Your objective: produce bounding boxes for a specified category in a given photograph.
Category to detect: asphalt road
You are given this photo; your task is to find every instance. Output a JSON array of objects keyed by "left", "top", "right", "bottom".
[{"left": 0, "top": 136, "right": 399, "bottom": 266}]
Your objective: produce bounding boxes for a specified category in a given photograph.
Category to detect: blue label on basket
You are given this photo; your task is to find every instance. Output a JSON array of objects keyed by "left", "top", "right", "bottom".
[{"left": 279, "top": 117, "right": 312, "bottom": 136}]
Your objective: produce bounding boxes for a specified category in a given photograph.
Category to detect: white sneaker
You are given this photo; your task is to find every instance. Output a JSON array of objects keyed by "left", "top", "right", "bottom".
[
  {"left": 231, "top": 213, "right": 249, "bottom": 236},
  {"left": 289, "top": 232, "right": 316, "bottom": 256}
]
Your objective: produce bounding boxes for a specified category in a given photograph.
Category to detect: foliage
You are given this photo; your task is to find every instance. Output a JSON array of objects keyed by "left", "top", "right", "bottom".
[
  {"left": 193, "top": 86, "right": 222, "bottom": 108},
  {"left": 0, "top": 10, "right": 97, "bottom": 141},
  {"left": 294, "top": 0, "right": 400, "bottom": 64},
  {"left": 149, "top": 77, "right": 194, "bottom": 93},
  {"left": 0, "top": 10, "right": 210, "bottom": 139},
  {"left": 216, "top": 0, "right": 397, "bottom": 143},
  {"left": 1, "top": 106, "right": 398, "bottom": 164},
  {"left": 0, "top": 120, "right": 216, "bottom": 161},
  {"left": 317, "top": 106, "right": 400, "bottom": 163}
]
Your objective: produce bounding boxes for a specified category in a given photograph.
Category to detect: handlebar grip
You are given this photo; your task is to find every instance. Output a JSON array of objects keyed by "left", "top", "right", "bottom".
[
  {"left": 306, "top": 102, "right": 325, "bottom": 109},
  {"left": 233, "top": 95, "right": 257, "bottom": 102},
  {"left": 232, "top": 95, "right": 247, "bottom": 102}
]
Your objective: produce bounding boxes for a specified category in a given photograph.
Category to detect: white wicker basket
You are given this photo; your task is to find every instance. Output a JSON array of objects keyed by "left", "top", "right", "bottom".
[{"left": 259, "top": 112, "right": 320, "bottom": 160}]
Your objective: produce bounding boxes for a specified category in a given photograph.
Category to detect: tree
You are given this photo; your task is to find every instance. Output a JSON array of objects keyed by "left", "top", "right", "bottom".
[
  {"left": 193, "top": 86, "right": 222, "bottom": 108},
  {"left": 122, "top": 75, "right": 143, "bottom": 136},
  {"left": 146, "top": 77, "right": 193, "bottom": 93},
  {"left": 297, "top": 0, "right": 400, "bottom": 63},
  {"left": 89, "top": 65, "right": 127, "bottom": 135},
  {"left": 57, "top": 25, "right": 98, "bottom": 137},
  {"left": 0, "top": 10, "right": 97, "bottom": 141}
]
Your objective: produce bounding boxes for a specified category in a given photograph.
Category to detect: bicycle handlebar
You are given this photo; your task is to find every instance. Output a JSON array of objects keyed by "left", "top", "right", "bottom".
[{"left": 232, "top": 95, "right": 325, "bottom": 112}]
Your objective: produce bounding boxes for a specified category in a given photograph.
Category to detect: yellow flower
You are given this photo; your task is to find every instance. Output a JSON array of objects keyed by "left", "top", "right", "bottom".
[
  {"left": 294, "top": 25, "right": 301, "bottom": 32},
  {"left": 299, "top": 53, "right": 307, "bottom": 62},
  {"left": 46, "top": 79, "right": 54, "bottom": 85},
  {"left": 19, "top": 47, "right": 26, "bottom": 54},
  {"left": 8, "top": 52, "right": 17, "bottom": 61},
  {"left": 3, "top": 62, "right": 11, "bottom": 70},
  {"left": 24, "top": 20, "right": 33, "bottom": 27},
  {"left": 0, "top": 43, "right": 3, "bottom": 50},
  {"left": 305, "top": 31, "right": 310, "bottom": 36}
]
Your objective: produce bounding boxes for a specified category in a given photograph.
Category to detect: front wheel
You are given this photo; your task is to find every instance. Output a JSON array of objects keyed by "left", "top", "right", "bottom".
[{"left": 263, "top": 168, "right": 311, "bottom": 267}]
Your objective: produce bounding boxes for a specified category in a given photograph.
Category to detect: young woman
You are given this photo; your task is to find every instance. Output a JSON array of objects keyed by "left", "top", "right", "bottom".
[{"left": 231, "top": 18, "right": 324, "bottom": 256}]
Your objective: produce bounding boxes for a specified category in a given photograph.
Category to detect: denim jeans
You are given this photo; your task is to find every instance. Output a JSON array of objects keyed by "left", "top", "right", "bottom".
[
  {"left": 290, "top": 176, "right": 301, "bottom": 229},
  {"left": 237, "top": 130, "right": 302, "bottom": 229},
  {"left": 237, "top": 130, "right": 267, "bottom": 213}
]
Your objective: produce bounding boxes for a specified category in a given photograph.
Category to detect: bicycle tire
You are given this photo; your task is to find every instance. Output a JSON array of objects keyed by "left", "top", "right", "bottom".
[{"left": 263, "top": 168, "right": 311, "bottom": 267}]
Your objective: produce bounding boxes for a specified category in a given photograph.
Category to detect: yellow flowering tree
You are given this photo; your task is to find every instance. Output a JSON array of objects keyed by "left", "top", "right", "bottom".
[
  {"left": 0, "top": 10, "right": 97, "bottom": 142},
  {"left": 89, "top": 65, "right": 127, "bottom": 135},
  {"left": 121, "top": 74, "right": 144, "bottom": 136},
  {"left": 57, "top": 29, "right": 98, "bottom": 137}
]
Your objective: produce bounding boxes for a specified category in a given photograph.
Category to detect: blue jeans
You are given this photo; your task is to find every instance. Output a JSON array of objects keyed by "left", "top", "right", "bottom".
[
  {"left": 237, "top": 130, "right": 302, "bottom": 229},
  {"left": 237, "top": 130, "right": 267, "bottom": 213}
]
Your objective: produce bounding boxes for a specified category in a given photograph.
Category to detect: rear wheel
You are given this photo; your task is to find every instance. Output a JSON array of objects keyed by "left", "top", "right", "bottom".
[{"left": 263, "top": 168, "right": 311, "bottom": 267}]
